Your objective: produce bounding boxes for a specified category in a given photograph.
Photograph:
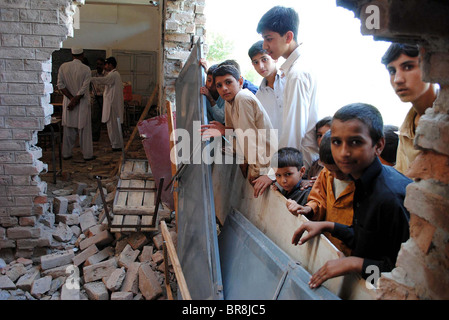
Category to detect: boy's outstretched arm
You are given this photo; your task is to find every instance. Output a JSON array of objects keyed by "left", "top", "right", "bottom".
[
  {"left": 251, "top": 175, "right": 273, "bottom": 198},
  {"left": 286, "top": 199, "right": 313, "bottom": 216},
  {"left": 200, "top": 121, "right": 227, "bottom": 139},
  {"left": 291, "top": 221, "right": 334, "bottom": 246},
  {"left": 308, "top": 256, "right": 363, "bottom": 289}
]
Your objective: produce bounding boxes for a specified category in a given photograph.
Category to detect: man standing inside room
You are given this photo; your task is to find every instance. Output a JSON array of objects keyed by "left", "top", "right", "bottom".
[
  {"left": 90, "top": 57, "right": 106, "bottom": 142},
  {"left": 91, "top": 57, "right": 124, "bottom": 151},
  {"left": 57, "top": 47, "right": 94, "bottom": 161}
]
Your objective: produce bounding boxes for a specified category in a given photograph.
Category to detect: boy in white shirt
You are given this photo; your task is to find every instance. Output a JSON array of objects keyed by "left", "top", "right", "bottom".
[
  {"left": 201, "top": 65, "right": 277, "bottom": 197},
  {"left": 248, "top": 40, "right": 285, "bottom": 140},
  {"left": 257, "top": 6, "right": 320, "bottom": 171}
]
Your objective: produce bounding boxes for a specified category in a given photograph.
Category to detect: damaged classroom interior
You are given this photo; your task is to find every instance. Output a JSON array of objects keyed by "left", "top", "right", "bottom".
[{"left": 0, "top": 0, "right": 448, "bottom": 304}]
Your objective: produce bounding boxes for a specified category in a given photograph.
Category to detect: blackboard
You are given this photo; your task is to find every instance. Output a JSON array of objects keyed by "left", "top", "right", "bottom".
[{"left": 51, "top": 48, "right": 106, "bottom": 86}]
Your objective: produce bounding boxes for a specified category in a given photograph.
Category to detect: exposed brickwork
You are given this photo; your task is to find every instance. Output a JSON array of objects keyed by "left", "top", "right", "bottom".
[
  {"left": 0, "top": 0, "right": 72, "bottom": 259},
  {"left": 338, "top": 0, "right": 449, "bottom": 300},
  {"left": 164, "top": 0, "right": 206, "bottom": 104}
]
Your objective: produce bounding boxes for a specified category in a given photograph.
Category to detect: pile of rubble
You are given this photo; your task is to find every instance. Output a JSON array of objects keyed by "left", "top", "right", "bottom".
[{"left": 0, "top": 180, "right": 178, "bottom": 300}]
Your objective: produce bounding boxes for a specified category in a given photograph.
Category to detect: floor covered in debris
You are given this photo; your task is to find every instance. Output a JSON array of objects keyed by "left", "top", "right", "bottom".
[{"left": 0, "top": 124, "right": 178, "bottom": 300}]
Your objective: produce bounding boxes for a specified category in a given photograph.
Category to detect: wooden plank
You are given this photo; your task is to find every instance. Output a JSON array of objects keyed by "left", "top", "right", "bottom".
[
  {"left": 161, "top": 221, "right": 191, "bottom": 300},
  {"left": 114, "top": 179, "right": 130, "bottom": 210},
  {"left": 114, "top": 178, "right": 156, "bottom": 215},
  {"left": 133, "top": 160, "right": 146, "bottom": 174},
  {"left": 166, "top": 100, "right": 179, "bottom": 232},
  {"left": 163, "top": 242, "right": 174, "bottom": 300},
  {"left": 122, "top": 160, "right": 134, "bottom": 174},
  {"left": 120, "top": 159, "right": 153, "bottom": 180},
  {"left": 142, "top": 180, "right": 156, "bottom": 208},
  {"left": 111, "top": 215, "right": 124, "bottom": 232},
  {"left": 141, "top": 215, "right": 157, "bottom": 232},
  {"left": 122, "top": 215, "right": 140, "bottom": 232},
  {"left": 128, "top": 179, "right": 145, "bottom": 207}
]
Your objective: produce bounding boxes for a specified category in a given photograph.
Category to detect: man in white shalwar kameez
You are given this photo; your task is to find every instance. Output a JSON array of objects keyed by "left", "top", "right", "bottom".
[
  {"left": 57, "top": 47, "right": 94, "bottom": 160},
  {"left": 90, "top": 56, "right": 124, "bottom": 151}
]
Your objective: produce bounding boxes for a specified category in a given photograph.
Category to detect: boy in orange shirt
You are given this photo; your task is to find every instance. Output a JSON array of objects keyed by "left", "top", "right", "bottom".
[{"left": 286, "top": 130, "right": 354, "bottom": 256}]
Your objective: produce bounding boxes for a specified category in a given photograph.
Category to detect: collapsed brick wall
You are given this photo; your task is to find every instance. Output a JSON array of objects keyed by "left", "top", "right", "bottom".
[
  {"left": 0, "top": 0, "right": 81, "bottom": 260},
  {"left": 0, "top": 0, "right": 204, "bottom": 260},
  {"left": 163, "top": 0, "right": 206, "bottom": 105},
  {"left": 338, "top": 0, "right": 449, "bottom": 299}
]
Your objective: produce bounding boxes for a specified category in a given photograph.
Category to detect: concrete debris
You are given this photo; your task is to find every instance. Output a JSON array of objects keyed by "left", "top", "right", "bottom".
[{"left": 0, "top": 180, "right": 178, "bottom": 300}]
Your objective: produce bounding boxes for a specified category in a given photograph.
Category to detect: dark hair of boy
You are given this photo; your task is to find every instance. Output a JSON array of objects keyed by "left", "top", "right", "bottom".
[
  {"left": 218, "top": 59, "right": 241, "bottom": 72},
  {"left": 212, "top": 64, "right": 240, "bottom": 82},
  {"left": 256, "top": 6, "right": 299, "bottom": 42},
  {"left": 381, "top": 124, "right": 399, "bottom": 165},
  {"left": 318, "top": 130, "right": 334, "bottom": 166},
  {"left": 332, "top": 103, "right": 384, "bottom": 146},
  {"left": 207, "top": 64, "right": 219, "bottom": 76},
  {"left": 271, "top": 147, "right": 303, "bottom": 170},
  {"left": 315, "top": 116, "right": 332, "bottom": 133},
  {"left": 381, "top": 43, "right": 419, "bottom": 66},
  {"left": 248, "top": 40, "right": 267, "bottom": 60},
  {"left": 105, "top": 56, "right": 117, "bottom": 68}
]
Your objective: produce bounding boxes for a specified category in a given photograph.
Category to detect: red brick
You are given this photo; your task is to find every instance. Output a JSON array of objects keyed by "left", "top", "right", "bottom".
[
  {"left": 407, "top": 151, "right": 449, "bottom": 184},
  {"left": 409, "top": 214, "right": 436, "bottom": 254},
  {"left": 138, "top": 262, "right": 162, "bottom": 300},
  {"left": 83, "top": 258, "right": 117, "bottom": 283},
  {"left": 405, "top": 182, "right": 449, "bottom": 232},
  {"left": 377, "top": 274, "right": 419, "bottom": 300},
  {"left": 121, "top": 262, "right": 140, "bottom": 294}
]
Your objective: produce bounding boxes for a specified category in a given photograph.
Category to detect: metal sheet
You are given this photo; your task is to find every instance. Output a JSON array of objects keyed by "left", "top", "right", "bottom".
[
  {"left": 138, "top": 113, "right": 175, "bottom": 211},
  {"left": 175, "top": 39, "right": 223, "bottom": 300},
  {"left": 218, "top": 208, "right": 339, "bottom": 300}
]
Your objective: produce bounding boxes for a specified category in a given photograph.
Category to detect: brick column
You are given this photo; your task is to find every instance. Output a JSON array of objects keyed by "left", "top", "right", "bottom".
[
  {"left": 0, "top": 0, "right": 76, "bottom": 261},
  {"left": 163, "top": 0, "right": 206, "bottom": 106},
  {"left": 337, "top": 0, "right": 449, "bottom": 300}
]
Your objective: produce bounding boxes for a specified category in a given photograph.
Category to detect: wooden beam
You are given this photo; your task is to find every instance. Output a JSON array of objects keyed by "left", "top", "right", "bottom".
[
  {"left": 166, "top": 100, "right": 179, "bottom": 232},
  {"left": 160, "top": 220, "right": 191, "bottom": 300},
  {"left": 162, "top": 241, "right": 174, "bottom": 300},
  {"left": 111, "top": 85, "right": 158, "bottom": 176}
]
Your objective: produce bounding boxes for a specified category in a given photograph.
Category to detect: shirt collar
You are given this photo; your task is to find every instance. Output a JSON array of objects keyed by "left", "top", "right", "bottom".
[
  {"left": 399, "top": 107, "right": 417, "bottom": 139},
  {"left": 352, "top": 157, "right": 382, "bottom": 190},
  {"left": 283, "top": 179, "right": 303, "bottom": 197},
  {"left": 259, "top": 71, "right": 282, "bottom": 89},
  {"left": 280, "top": 46, "right": 301, "bottom": 77}
]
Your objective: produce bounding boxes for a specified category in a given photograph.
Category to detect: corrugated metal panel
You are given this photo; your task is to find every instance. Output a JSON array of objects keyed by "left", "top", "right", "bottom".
[
  {"left": 218, "top": 208, "right": 340, "bottom": 300},
  {"left": 175, "top": 39, "right": 223, "bottom": 300}
]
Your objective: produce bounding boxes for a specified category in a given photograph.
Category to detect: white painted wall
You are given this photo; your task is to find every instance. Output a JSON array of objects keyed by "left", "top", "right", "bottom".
[{"left": 63, "top": 4, "right": 161, "bottom": 55}]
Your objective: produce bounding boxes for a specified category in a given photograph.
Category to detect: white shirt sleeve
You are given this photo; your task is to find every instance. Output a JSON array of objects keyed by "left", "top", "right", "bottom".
[{"left": 279, "top": 70, "right": 319, "bottom": 169}]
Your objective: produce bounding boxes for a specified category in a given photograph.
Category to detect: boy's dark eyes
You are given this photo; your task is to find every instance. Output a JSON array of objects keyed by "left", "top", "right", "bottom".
[
  {"left": 351, "top": 139, "right": 363, "bottom": 145},
  {"left": 331, "top": 139, "right": 341, "bottom": 145}
]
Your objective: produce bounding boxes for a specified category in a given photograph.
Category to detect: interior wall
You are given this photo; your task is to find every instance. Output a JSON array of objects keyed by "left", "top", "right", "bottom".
[{"left": 63, "top": 4, "right": 161, "bottom": 54}]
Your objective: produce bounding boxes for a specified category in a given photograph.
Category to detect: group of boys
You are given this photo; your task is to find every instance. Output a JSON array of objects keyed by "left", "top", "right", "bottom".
[
  {"left": 57, "top": 50, "right": 125, "bottom": 161},
  {"left": 200, "top": 6, "right": 437, "bottom": 289}
]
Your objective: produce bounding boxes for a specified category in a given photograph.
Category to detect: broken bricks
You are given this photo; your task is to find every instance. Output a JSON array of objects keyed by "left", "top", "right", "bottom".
[{"left": 1, "top": 176, "right": 178, "bottom": 300}]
